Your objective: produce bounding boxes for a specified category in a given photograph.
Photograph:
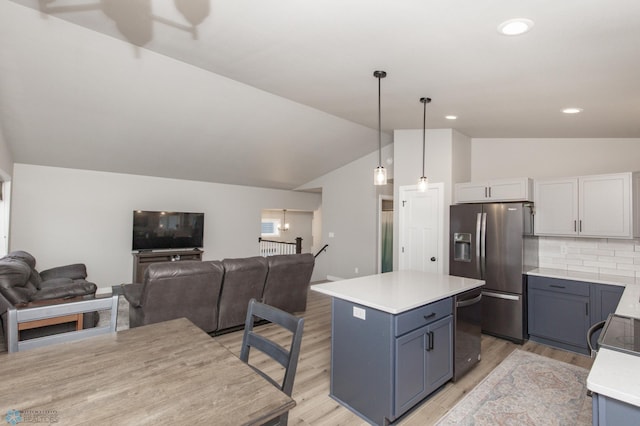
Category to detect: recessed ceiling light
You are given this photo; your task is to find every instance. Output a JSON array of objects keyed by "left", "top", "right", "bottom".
[
  {"left": 498, "top": 18, "right": 534, "bottom": 36},
  {"left": 445, "top": 115, "right": 457, "bottom": 120},
  {"left": 562, "top": 107, "right": 583, "bottom": 114}
]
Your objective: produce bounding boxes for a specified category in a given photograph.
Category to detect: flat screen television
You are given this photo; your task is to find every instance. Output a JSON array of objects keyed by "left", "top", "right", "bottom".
[{"left": 132, "top": 210, "right": 204, "bottom": 251}]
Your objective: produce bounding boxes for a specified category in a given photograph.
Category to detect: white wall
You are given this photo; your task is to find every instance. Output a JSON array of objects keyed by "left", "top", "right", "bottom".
[
  {"left": 471, "top": 138, "right": 640, "bottom": 180},
  {"left": 297, "top": 144, "right": 393, "bottom": 280},
  {"left": 0, "top": 124, "right": 12, "bottom": 178},
  {"left": 0, "top": 126, "right": 13, "bottom": 255},
  {"left": 10, "top": 164, "right": 320, "bottom": 291},
  {"left": 393, "top": 129, "right": 460, "bottom": 273},
  {"left": 451, "top": 130, "right": 471, "bottom": 185}
]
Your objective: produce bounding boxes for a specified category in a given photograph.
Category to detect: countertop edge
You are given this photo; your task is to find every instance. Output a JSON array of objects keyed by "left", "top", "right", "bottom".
[
  {"left": 526, "top": 267, "right": 639, "bottom": 287},
  {"left": 311, "top": 281, "right": 484, "bottom": 314}
]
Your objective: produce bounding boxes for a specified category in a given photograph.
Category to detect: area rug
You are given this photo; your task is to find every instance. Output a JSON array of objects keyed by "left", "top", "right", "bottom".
[{"left": 436, "top": 349, "right": 591, "bottom": 425}]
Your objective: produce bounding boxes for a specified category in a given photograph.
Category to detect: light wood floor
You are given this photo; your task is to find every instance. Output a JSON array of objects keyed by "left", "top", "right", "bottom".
[{"left": 214, "top": 290, "right": 594, "bottom": 425}]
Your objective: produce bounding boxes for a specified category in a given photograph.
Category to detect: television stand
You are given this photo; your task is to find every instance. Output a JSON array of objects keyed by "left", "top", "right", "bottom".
[{"left": 132, "top": 249, "right": 203, "bottom": 283}]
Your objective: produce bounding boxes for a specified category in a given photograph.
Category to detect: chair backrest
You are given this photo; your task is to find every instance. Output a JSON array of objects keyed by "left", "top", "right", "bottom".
[
  {"left": 239, "top": 298, "right": 305, "bottom": 398},
  {"left": 262, "top": 254, "right": 314, "bottom": 313},
  {"left": 217, "top": 256, "right": 268, "bottom": 331},
  {"left": 141, "top": 260, "right": 224, "bottom": 332}
]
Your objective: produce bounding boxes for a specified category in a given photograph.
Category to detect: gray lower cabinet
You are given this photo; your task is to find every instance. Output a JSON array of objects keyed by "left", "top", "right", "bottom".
[
  {"left": 527, "top": 276, "right": 623, "bottom": 355},
  {"left": 395, "top": 315, "right": 453, "bottom": 415},
  {"left": 589, "top": 283, "right": 625, "bottom": 349},
  {"left": 593, "top": 393, "right": 640, "bottom": 426},
  {"left": 331, "top": 297, "right": 453, "bottom": 425}
]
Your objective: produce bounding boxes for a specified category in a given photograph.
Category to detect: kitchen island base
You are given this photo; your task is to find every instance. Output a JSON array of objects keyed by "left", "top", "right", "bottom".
[
  {"left": 593, "top": 393, "right": 640, "bottom": 426},
  {"left": 330, "top": 297, "right": 453, "bottom": 425}
]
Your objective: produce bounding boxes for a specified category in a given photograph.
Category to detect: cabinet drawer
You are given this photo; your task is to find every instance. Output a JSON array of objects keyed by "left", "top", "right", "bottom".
[
  {"left": 394, "top": 298, "right": 452, "bottom": 337},
  {"left": 528, "top": 276, "right": 589, "bottom": 296}
]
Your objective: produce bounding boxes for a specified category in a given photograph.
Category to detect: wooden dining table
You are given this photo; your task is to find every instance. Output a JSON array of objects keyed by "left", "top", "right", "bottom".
[{"left": 0, "top": 317, "right": 295, "bottom": 425}]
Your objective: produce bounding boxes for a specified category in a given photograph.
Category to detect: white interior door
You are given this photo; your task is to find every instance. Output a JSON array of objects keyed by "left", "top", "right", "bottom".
[{"left": 399, "top": 184, "right": 443, "bottom": 274}]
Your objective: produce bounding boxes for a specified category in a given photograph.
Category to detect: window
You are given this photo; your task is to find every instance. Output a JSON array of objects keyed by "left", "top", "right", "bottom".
[{"left": 261, "top": 219, "right": 281, "bottom": 237}]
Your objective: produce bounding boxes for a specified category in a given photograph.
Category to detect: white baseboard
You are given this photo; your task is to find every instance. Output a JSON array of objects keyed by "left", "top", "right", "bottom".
[{"left": 326, "top": 275, "right": 345, "bottom": 282}]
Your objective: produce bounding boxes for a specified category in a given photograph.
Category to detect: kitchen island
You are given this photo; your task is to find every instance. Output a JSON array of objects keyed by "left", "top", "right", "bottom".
[{"left": 311, "top": 270, "right": 484, "bottom": 425}]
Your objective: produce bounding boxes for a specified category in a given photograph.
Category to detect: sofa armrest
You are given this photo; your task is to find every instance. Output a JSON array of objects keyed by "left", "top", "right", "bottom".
[
  {"left": 30, "top": 282, "right": 97, "bottom": 302},
  {"left": 122, "top": 283, "right": 143, "bottom": 308},
  {"left": 40, "top": 264, "right": 87, "bottom": 281}
]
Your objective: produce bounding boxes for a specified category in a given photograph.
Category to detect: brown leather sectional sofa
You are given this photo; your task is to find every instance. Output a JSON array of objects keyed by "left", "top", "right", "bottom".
[{"left": 122, "top": 253, "right": 315, "bottom": 334}]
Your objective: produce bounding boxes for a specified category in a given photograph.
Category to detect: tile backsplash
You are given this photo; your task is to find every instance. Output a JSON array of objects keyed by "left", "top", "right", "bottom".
[{"left": 539, "top": 237, "right": 640, "bottom": 278}]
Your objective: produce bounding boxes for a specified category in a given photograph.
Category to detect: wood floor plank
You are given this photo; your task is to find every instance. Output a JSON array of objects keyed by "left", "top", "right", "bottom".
[{"left": 214, "top": 289, "right": 593, "bottom": 425}]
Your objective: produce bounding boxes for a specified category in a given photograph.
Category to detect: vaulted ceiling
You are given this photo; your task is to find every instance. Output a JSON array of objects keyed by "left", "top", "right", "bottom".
[{"left": 1, "top": 0, "right": 639, "bottom": 189}]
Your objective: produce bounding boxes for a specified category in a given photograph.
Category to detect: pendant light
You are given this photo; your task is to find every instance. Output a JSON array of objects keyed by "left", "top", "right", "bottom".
[
  {"left": 373, "top": 70, "right": 387, "bottom": 185},
  {"left": 418, "top": 97, "right": 432, "bottom": 192},
  {"left": 278, "top": 209, "right": 289, "bottom": 232}
]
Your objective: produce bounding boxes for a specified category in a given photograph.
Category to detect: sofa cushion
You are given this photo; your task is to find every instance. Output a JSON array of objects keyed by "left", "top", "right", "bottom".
[
  {"left": 218, "top": 256, "right": 268, "bottom": 330},
  {"left": 6, "top": 251, "right": 36, "bottom": 269},
  {"left": 263, "top": 253, "right": 315, "bottom": 313},
  {"left": 0, "top": 258, "right": 35, "bottom": 304},
  {"left": 6, "top": 251, "right": 43, "bottom": 289},
  {"left": 132, "top": 260, "right": 225, "bottom": 332},
  {"left": 40, "top": 264, "right": 88, "bottom": 281}
]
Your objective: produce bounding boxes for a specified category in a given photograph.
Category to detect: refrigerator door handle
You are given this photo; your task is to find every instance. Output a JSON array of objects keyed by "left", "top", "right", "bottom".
[
  {"left": 480, "top": 212, "right": 487, "bottom": 279},
  {"left": 475, "top": 212, "right": 482, "bottom": 273},
  {"left": 482, "top": 291, "right": 521, "bottom": 301}
]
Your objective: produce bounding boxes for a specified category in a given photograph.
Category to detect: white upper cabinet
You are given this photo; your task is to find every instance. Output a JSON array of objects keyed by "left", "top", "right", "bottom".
[
  {"left": 455, "top": 177, "right": 533, "bottom": 203},
  {"left": 534, "top": 178, "right": 579, "bottom": 236},
  {"left": 534, "top": 172, "right": 638, "bottom": 239}
]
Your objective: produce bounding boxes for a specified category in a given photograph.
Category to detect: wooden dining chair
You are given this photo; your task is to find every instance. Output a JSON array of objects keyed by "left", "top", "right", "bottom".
[{"left": 239, "top": 298, "right": 305, "bottom": 426}]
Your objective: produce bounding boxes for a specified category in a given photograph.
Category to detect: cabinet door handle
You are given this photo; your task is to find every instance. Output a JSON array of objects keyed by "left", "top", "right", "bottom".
[
  {"left": 579, "top": 220, "right": 582, "bottom": 233},
  {"left": 425, "top": 332, "right": 432, "bottom": 351},
  {"left": 488, "top": 187, "right": 492, "bottom": 198},
  {"left": 429, "top": 331, "right": 434, "bottom": 350},
  {"left": 574, "top": 220, "right": 577, "bottom": 232},
  {"left": 423, "top": 313, "right": 436, "bottom": 321},
  {"left": 550, "top": 284, "right": 565, "bottom": 289},
  {"left": 485, "top": 187, "right": 488, "bottom": 198}
]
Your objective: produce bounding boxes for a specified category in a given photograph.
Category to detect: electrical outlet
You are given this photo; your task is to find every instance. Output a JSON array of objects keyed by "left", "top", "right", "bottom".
[
  {"left": 355, "top": 267, "right": 359, "bottom": 274},
  {"left": 353, "top": 306, "right": 366, "bottom": 320},
  {"left": 560, "top": 245, "right": 568, "bottom": 255}
]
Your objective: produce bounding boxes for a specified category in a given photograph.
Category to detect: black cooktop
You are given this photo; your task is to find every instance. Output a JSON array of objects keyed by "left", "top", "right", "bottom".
[{"left": 598, "top": 314, "right": 640, "bottom": 357}]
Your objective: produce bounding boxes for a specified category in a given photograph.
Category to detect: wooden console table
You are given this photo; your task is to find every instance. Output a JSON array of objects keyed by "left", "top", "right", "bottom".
[{"left": 132, "top": 249, "right": 203, "bottom": 282}]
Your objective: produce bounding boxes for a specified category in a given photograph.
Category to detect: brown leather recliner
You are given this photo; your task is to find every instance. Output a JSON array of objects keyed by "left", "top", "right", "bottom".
[
  {"left": 0, "top": 250, "right": 98, "bottom": 343},
  {"left": 262, "top": 253, "right": 315, "bottom": 313},
  {"left": 123, "top": 260, "right": 224, "bottom": 333},
  {"left": 217, "top": 256, "right": 269, "bottom": 331}
]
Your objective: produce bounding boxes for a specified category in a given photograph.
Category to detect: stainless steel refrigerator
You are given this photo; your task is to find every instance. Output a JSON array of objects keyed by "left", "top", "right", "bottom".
[{"left": 449, "top": 202, "right": 538, "bottom": 343}]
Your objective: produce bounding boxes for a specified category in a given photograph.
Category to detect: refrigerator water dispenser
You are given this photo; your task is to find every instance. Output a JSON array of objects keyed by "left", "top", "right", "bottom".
[{"left": 453, "top": 233, "right": 472, "bottom": 262}]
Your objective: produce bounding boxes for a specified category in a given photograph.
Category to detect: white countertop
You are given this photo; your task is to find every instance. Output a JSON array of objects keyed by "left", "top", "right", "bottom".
[
  {"left": 310, "top": 270, "right": 484, "bottom": 314},
  {"left": 527, "top": 267, "right": 640, "bottom": 288}
]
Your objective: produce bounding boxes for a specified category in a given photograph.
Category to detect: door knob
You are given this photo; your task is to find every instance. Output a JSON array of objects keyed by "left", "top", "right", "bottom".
[{"left": 430, "top": 257, "right": 436, "bottom": 262}]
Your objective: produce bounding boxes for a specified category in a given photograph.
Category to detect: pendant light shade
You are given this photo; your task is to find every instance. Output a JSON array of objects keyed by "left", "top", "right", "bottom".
[
  {"left": 418, "top": 97, "right": 432, "bottom": 192},
  {"left": 373, "top": 70, "right": 387, "bottom": 186}
]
